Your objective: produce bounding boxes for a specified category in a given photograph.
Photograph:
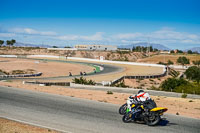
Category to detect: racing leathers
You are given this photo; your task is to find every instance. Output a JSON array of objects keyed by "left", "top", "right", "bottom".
[{"left": 126, "top": 91, "right": 151, "bottom": 112}]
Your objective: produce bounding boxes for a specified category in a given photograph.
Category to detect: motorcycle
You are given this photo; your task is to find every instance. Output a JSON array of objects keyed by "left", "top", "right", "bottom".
[{"left": 121, "top": 100, "right": 168, "bottom": 126}]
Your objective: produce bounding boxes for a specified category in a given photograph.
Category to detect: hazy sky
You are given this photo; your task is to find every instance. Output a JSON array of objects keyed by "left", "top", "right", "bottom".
[{"left": 0, "top": 0, "right": 200, "bottom": 49}]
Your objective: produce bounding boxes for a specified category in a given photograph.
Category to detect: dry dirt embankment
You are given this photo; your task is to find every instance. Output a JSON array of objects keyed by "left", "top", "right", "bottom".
[
  {"left": 0, "top": 47, "right": 148, "bottom": 61},
  {"left": 137, "top": 54, "right": 200, "bottom": 64}
]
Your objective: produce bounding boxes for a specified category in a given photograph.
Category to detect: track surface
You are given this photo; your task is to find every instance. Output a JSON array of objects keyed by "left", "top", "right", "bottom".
[
  {"left": 0, "top": 86, "right": 200, "bottom": 133},
  {"left": 0, "top": 58, "right": 124, "bottom": 80}
]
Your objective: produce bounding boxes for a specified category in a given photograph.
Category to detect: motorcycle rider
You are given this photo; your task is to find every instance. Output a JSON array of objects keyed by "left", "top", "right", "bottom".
[{"left": 126, "top": 90, "right": 151, "bottom": 113}]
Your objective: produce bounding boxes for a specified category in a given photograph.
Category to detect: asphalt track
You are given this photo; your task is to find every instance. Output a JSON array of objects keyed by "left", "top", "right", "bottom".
[
  {"left": 0, "top": 58, "right": 124, "bottom": 80},
  {"left": 0, "top": 86, "right": 200, "bottom": 133}
]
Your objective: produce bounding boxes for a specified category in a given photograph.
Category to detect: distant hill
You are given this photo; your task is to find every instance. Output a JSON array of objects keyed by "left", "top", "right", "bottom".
[
  {"left": 118, "top": 42, "right": 170, "bottom": 50},
  {"left": 184, "top": 47, "right": 200, "bottom": 53},
  {"left": 13, "top": 42, "right": 51, "bottom": 48}
]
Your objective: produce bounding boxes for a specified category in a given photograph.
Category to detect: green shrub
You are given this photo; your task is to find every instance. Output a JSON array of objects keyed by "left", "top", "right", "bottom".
[
  {"left": 177, "top": 56, "right": 190, "bottom": 66},
  {"left": 149, "top": 79, "right": 154, "bottom": 82},
  {"left": 150, "top": 85, "right": 160, "bottom": 90},
  {"left": 107, "top": 91, "right": 113, "bottom": 94},
  {"left": 160, "top": 78, "right": 189, "bottom": 91},
  {"left": 175, "top": 83, "right": 200, "bottom": 95},
  {"left": 72, "top": 77, "right": 96, "bottom": 85},
  {"left": 157, "top": 61, "right": 166, "bottom": 65},
  {"left": 185, "top": 66, "right": 200, "bottom": 84},
  {"left": 167, "top": 60, "right": 174, "bottom": 65},
  {"left": 113, "top": 81, "right": 129, "bottom": 88},
  {"left": 181, "top": 93, "right": 187, "bottom": 98}
]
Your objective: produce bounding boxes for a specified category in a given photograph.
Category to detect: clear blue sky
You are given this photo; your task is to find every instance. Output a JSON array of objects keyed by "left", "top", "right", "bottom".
[{"left": 0, "top": 0, "right": 200, "bottom": 49}]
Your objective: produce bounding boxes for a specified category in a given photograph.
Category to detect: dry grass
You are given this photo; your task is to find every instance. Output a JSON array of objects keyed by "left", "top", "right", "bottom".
[{"left": 137, "top": 54, "right": 200, "bottom": 64}]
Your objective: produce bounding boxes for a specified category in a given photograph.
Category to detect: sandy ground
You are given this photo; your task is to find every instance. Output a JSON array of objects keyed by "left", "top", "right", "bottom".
[
  {"left": 124, "top": 76, "right": 169, "bottom": 89},
  {"left": 0, "top": 81, "right": 199, "bottom": 119},
  {"left": 0, "top": 118, "right": 58, "bottom": 133},
  {"left": 0, "top": 58, "right": 94, "bottom": 77}
]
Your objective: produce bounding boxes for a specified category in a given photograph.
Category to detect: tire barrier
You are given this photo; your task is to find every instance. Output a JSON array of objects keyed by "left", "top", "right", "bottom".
[
  {"left": 111, "top": 70, "right": 167, "bottom": 85},
  {"left": 24, "top": 81, "right": 70, "bottom": 86},
  {"left": 0, "top": 72, "right": 42, "bottom": 78}
]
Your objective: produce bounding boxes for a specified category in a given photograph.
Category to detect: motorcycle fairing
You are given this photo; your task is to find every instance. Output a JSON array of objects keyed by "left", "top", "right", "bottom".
[{"left": 150, "top": 107, "right": 168, "bottom": 112}]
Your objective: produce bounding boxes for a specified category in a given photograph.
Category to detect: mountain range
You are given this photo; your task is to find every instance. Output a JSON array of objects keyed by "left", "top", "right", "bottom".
[
  {"left": 118, "top": 42, "right": 171, "bottom": 50},
  {"left": 13, "top": 42, "right": 51, "bottom": 48},
  {"left": 185, "top": 47, "right": 200, "bottom": 53}
]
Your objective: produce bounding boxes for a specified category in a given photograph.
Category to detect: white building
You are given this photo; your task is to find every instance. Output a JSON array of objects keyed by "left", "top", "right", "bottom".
[{"left": 75, "top": 44, "right": 117, "bottom": 51}]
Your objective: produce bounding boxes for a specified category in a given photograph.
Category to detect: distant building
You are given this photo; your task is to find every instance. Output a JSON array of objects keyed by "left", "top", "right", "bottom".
[
  {"left": 160, "top": 50, "right": 170, "bottom": 54},
  {"left": 174, "top": 49, "right": 178, "bottom": 53},
  {"left": 47, "top": 48, "right": 77, "bottom": 51},
  {"left": 75, "top": 44, "right": 117, "bottom": 51}
]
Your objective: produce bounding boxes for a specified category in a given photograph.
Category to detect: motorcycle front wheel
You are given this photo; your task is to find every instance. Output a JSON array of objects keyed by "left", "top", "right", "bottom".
[
  {"left": 119, "top": 103, "right": 127, "bottom": 115},
  {"left": 122, "top": 113, "right": 132, "bottom": 123}
]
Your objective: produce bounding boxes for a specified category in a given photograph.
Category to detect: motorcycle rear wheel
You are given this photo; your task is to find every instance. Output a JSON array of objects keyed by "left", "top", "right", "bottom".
[{"left": 144, "top": 112, "right": 160, "bottom": 126}]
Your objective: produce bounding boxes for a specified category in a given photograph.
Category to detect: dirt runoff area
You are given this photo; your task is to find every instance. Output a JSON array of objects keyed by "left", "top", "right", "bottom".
[
  {"left": 0, "top": 117, "right": 58, "bottom": 133},
  {"left": 0, "top": 81, "right": 200, "bottom": 119},
  {"left": 0, "top": 57, "right": 94, "bottom": 77}
]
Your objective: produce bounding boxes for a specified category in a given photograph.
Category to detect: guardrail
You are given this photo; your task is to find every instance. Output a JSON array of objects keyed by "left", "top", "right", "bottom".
[
  {"left": 111, "top": 70, "right": 167, "bottom": 85},
  {"left": 0, "top": 54, "right": 165, "bottom": 68},
  {"left": 0, "top": 72, "right": 42, "bottom": 78},
  {"left": 24, "top": 81, "right": 70, "bottom": 86}
]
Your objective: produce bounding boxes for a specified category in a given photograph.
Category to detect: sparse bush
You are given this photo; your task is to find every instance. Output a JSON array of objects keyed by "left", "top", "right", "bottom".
[
  {"left": 0, "top": 69, "right": 9, "bottom": 75},
  {"left": 158, "top": 61, "right": 166, "bottom": 65},
  {"left": 107, "top": 91, "right": 113, "bottom": 94},
  {"left": 181, "top": 93, "right": 187, "bottom": 98},
  {"left": 11, "top": 70, "right": 25, "bottom": 74},
  {"left": 140, "top": 84, "right": 145, "bottom": 87},
  {"left": 149, "top": 79, "right": 154, "bottom": 82},
  {"left": 113, "top": 81, "right": 129, "bottom": 88},
  {"left": 167, "top": 60, "right": 174, "bottom": 65},
  {"left": 72, "top": 77, "right": 96, "bottom": 85},
  {"left": 150, "top": 85, "right": 160, "bottom": 90}
]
